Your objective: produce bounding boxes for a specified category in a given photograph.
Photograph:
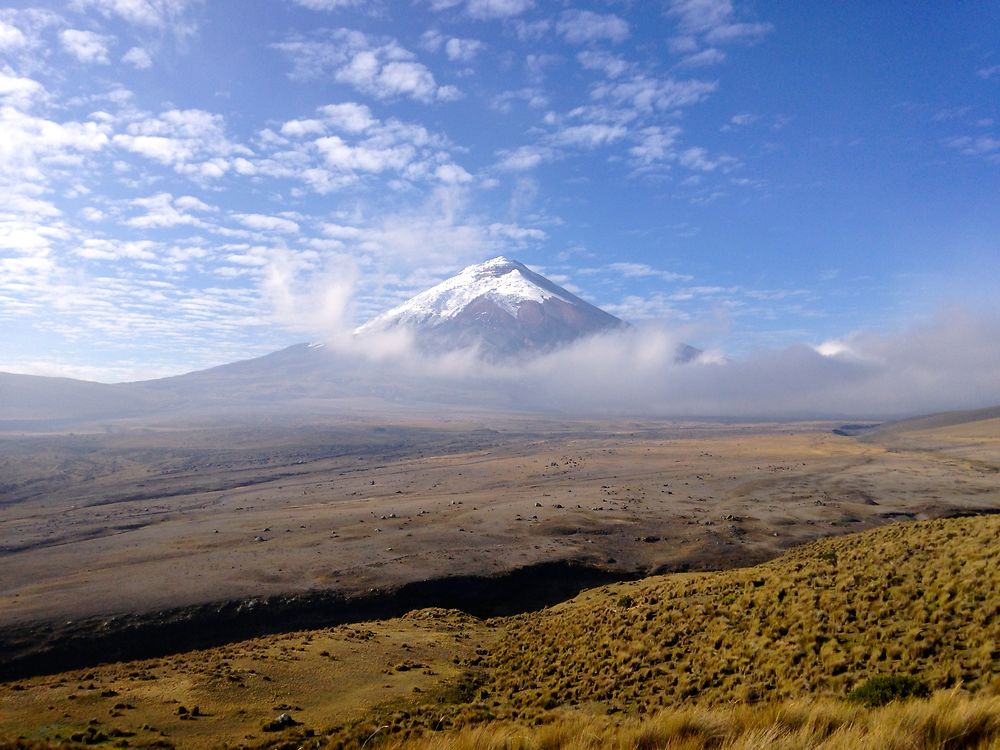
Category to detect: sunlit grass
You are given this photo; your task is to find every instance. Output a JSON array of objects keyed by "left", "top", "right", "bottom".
[
  {"left": 376, "top": 691, "right": 1000, "bottom": 749},
  {"left": 320, "top": 516, "right": 999, "bottom": 748},
  {"left": 486, "top": 516, "right": 1000, "bottom": 714}
]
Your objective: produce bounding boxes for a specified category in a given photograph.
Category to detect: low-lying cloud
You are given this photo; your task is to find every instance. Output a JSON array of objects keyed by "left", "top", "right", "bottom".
[{"left": 312, "top": 305, "right": 1000, "bottom": 419}]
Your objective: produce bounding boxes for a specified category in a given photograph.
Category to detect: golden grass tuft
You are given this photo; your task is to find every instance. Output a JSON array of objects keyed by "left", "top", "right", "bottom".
[{"left": 377, "top": 691, "right": 1000, "bottom": 749}]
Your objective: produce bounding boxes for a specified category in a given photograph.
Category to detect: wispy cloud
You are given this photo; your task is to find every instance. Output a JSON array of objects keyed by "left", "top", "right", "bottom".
[
  {"left": 556, "top": 10, "right": 629, "bottom": 45},
  {"left": 273, "top": 29, "right": 461, "bottom": 102},
  {"left": 289, "top": 0, "right": 361, "bottom": 9},
  {"left": 946, "top": 134, "right": 1000, "bottom": 162},
  {"left": 112, "top": 108, "right": 252, "bottom": 180},
  {"left": 59, "top": 28, "right": 112, "bottom": 63},
  {"left": 464, "top": 0, "right": 533, "bottom": 20},
  {"left": 71, "top": 0, "right": 201, "bottom": 36},
  {"left": 121, "top": 45, "right": 152, "bottom": 68},
  {"left": 666, "top": 0, "right": 773, "bottom": 63}
]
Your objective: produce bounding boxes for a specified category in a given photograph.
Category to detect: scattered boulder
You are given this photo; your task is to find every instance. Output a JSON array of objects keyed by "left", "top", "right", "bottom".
[{"left": 262, "top": 712, "right": 299, "bottom": 732}]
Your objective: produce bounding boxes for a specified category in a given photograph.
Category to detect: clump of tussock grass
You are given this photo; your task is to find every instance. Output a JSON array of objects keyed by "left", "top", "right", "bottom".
[
  {"left": 375, "top": 691, "right": 1000, "bottom": 749},
  {"left": 847, "top": 674, "right": 930, "bottom": 707}
]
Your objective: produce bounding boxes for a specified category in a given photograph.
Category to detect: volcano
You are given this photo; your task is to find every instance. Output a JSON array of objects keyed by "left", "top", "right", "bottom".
[{"left": 355, "top": 257, "right": 627, "bottom": 359}]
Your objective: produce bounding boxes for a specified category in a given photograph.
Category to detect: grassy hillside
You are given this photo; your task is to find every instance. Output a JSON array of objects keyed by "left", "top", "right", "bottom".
[
  {"left": 485, "top": 515, "right": 999, "bottom": 716},
  {"left": 870, "top": 405, "right": 1000, "bottom": 436},
  {"left": 298, "top": 515, "right": 1000, "bottom": 748}
]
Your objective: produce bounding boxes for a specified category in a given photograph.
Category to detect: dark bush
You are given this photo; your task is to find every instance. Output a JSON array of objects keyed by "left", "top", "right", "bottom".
[{"left": 847, "top": 675, "right": 930, "bottom": 707}]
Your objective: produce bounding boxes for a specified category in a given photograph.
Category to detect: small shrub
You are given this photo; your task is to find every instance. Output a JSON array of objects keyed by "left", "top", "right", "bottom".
[
  {"left": 847, "top": 674, "right": 930, "bottom": 707},
  {"left": 617, "top": 595, "right": 635, "bottom": 608}
]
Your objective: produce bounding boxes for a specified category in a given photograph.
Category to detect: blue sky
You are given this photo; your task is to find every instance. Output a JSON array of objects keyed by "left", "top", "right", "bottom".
[{"left": 0, "top": 0, "right": 998, "bottom": 382}]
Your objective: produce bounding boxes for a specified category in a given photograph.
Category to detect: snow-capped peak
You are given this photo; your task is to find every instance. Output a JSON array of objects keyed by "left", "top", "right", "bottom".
[
  {"left": 353, "top": 256, "right": 627, "bottom": 360},
  {"left": 356, "top": 256, "right": 577, "bottom": 333}
]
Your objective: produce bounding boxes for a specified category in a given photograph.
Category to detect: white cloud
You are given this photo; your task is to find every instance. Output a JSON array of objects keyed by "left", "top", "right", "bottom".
[
  {"left": 592, "top": 75, "right": 717, "bottom": 113},
  {"left": 814, "top": 338, "right": 853, "bottom": 358},
  {"left": 121, "top": 46, "right": 152, "bottom": 69},
  {"left": 706, "top": 21, "right": 773, "bottom": 44},
  {"left": 600, "top": 294, "right": 685, "bottom": 321},
  {"left": 321, "top": 222, "right": 363, "bottom": 239},
  {"left": 678, "top": 145, "right": 736, "bottom": 171},
  {"left": 488, "top": 223, "right": 545, "bottom": 241},
  {"left": 551, "top": 123, "right": 627, "bottom": 148},
  {"left": 261, "top": 249, "right": 357, "bottom": 344},
  {"left": 174, "top": 195, "right": 215, "bottom": 212},
  {"left": 75, "top": 237, "right": 157, "bottom": 261},
  {"left": 113, "top": 133, "right": 191, "bottom": 163},
  {"left": 126, "top": 192, "right": 213, "bottom": 228},
  {"left": 420, "top": 29, "right": 445, "bottom": 52},
  {"left": 556, "top": 10, "right": 629, "bottom": 45},
  {"left": 274, "top": 29, "right": 460, "bottom": 103},
  {"left": 491, "top": 87, "right": 547, "bottom": 112},
  {"left": 281, "top": 118, "right": 326, "bottom": 137},
  {"left": 607, "top": 262, "right": 692, "bottom": 282},
  {"left": 337, "top": 187, "right": 547, "bottom": 280},
  {"left": 0, "top": 102, "right": 111, "bottom": 192},
  {"left": 72, "top": 0, "right": 199, "bottom": 33},
  {"left": 112, "top": 108, "right": 252, "bottom": 179},
  {"left": 464, "top": 0, "right": 532, "bottom": 20},
  {"left": 59, "top": 29, "right": 112, "bottom": 64},
  {"left": 667, "top": 0, "right": 734, "bottom": 34},
  {"left": 576, "top": 50, "right": 630, "bottom": 78},
  {"left": 315, "top": 135, "right": 415, "bottom": 173},
  {"left": 495, "top": 144, "right": 554, "bottom": 171},
  {"left": 0, "top": 19, "right": 28, "bottom": 51},
  {"left": 263, "top": 106, "right": 459, "bottom": 193},
  {"left": 629, "top": 125, "right": 681, "bottom": 167},
  {"left": 946, "top": 134, "right": 1000, "bottom": 161},
  {"left": 666, "top": 0, "right": 772, "bottom": 55},
  {"left": 729, "top": 112, "right": 757, "bottom": 126},
  {"left": 318, "top": 103, "right": 376, "bottom": 133},
  {"left": 444, "top": 37, "right": 484, "bottom": 62},
  {"left": 0, "top": 69, "right": 45, "bottom": 108},
  {"left": 289, "top": 0, "right": 361, "bottom": 8},
  {"left": 379, "top": 306, "right": 1000, "bottom": 418},
  {"left": 434, "top": 163, "right": 472, "bottom": 183},
  {"left": 667, "top": 35, "right": 698, "bottom": 54},
  {"left": 978, "top": 64, "right": 1000, "bottom": 80},
  {"left": 677, "top": 47, "right": 726, "bottom": 68},
  {"left": 234, "top": 213, "right": 301, "bottom": 234},
  {"left": 514, "top": 19, "right": 550, "bottom": 40}
]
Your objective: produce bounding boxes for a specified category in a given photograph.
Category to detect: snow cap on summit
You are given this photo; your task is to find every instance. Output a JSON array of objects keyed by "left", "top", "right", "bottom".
[{"left": 354, "top": 256, "right": 625, "bottom": 359}]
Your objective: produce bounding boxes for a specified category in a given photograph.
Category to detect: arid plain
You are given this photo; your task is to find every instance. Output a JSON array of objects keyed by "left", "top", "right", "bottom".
[{"left": 1, "top": 414, "right": 997, "bottom": 628}]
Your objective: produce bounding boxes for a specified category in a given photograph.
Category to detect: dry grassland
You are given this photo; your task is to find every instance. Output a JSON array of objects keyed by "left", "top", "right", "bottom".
[
  {"left": 8, "top": 514, "right": 992, "bottom": 748},
  {"left": 378, "top": 691, "right": 1000, "bottom": 750},
  {"left": 486, "top": 515, "right": 999, "bottom": 715},
  {"left": 0, "top": 610, "right": 491, "bottom": 749}
]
